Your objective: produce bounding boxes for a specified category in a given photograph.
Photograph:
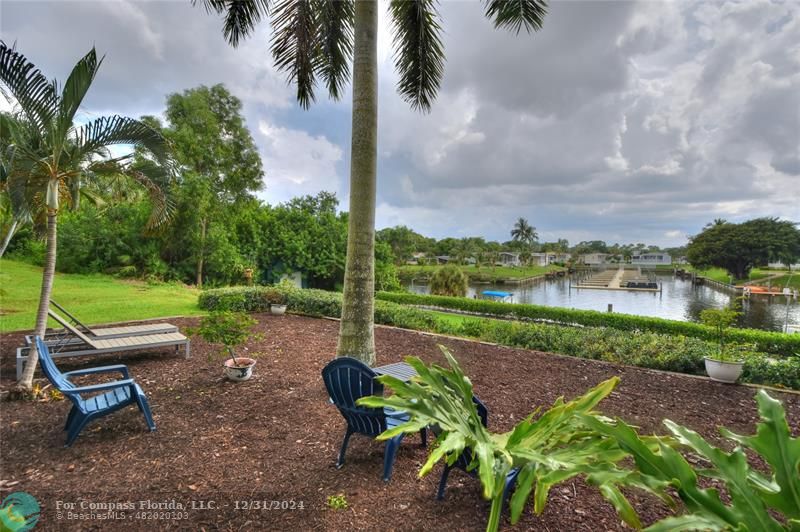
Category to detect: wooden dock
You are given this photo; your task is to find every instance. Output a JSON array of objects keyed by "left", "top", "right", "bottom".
[{"left": 573, "top": 267, "right": 661, "bottom": 292}]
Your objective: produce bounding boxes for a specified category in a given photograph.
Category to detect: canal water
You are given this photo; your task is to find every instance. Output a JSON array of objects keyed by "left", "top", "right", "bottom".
[{"left": 405, "top": 274, "right": 800, "bottom": 332}]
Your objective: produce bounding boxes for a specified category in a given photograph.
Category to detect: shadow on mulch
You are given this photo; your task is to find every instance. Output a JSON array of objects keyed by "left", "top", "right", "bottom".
[{"left": 1, "top": 313, "right": 798, "bottom": 531}]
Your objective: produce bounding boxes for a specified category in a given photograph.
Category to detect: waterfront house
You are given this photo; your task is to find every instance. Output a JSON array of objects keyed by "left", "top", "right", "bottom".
[
  {"left": 498, "top": 252, "right": 521, "bottom": 266},
  {"left": 579, "top": 253, "right": 610, "bottom": 265},
  {"left": 631, "top": 253, "right": 672, "bottom": 266}
]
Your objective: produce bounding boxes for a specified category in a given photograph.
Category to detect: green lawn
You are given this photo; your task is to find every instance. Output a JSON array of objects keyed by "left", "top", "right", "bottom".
[
  {"left": 0, "top": 259, "right": 203, "bottom": 333},
  {"left": 753, "top": 274, "right": 800, "bottom": 290},
  {"left": 398, "top": 263, "right": 563, "bottom": 281},
  {"left": 686, "top": 266, "right": 778, "bottom": 285}
]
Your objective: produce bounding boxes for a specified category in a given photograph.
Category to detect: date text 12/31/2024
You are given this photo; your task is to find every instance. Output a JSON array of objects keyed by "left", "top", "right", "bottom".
[{"left": 202, "top": 500, "right": 305, "bottom": 511}]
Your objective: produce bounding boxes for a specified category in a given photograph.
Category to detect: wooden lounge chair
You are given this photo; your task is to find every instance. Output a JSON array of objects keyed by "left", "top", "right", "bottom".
[
  {"left": 44, "top": 299, "right": 178, "bottom": 339},
  {"left": 322, "top": 357, "right": 427, "bottom": 482},
  {"left": 34, "top": 337, "right": 156, "bottom": 447},
  {"left": 15, "top": 310, "right": 190, "bottom": 380}
]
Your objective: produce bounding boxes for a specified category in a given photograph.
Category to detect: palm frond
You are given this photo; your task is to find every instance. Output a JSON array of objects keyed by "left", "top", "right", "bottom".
[
  {"left": 316, "top": 0, "right": 353, "bottom": 101},
  {"left": 270, "top": 0, "right": 320, "bottom": 109},
  {"left": 0, "top": 42, "right": 58, "bottom": 132},
  {"left": 55, "top": 48, "right": 102, "bottom": 145},
  {"left": 484, "top": 0, "right": 548, "bottom": 34},
  {"left": 194, "top": 0, "right": 271, "bottom": 47},
  {"left": 87, "top": 158, "right": 174, "bottom": 232},
  {"left": 73, "top": 115, "right": 172, "bottom": 164},
  {"left": 389, "top": 0, "right": 445, "bottom": 113}
]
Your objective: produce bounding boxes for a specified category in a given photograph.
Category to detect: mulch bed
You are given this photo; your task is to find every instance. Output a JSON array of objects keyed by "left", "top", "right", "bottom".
[{"left": 1, "top": 313, "right": 798, "bottom": 531}]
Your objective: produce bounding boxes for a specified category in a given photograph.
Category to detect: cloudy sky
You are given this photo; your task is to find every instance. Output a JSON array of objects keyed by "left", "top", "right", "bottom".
[{"left": 2, "top": 0, "right": 798, "bottom": 247}]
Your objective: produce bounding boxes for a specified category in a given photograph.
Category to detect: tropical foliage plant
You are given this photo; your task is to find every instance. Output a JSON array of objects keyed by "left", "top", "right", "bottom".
[
  {"left": 357, "top": 346, "right": 672, "bottom": 532},
  {"left": 196, "top": 0, "right": 549, "bottom": 365},
  {"left": 582, "top": 389, "right": 800, "bottom": 531},
  {"left": 429, "top": 264, "right": 468, "bottom": 297},
  {"left": 0, "top": 43, "right": 174, "bottom": 389}
]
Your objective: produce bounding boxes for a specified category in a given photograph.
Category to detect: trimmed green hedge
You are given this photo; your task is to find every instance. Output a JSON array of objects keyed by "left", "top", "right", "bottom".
[
  {"left": 198, "top": 286, "right": 800, "bottom": 389},
  {"left": 376, "top": 291, "right": 800, "bottom": 357}
]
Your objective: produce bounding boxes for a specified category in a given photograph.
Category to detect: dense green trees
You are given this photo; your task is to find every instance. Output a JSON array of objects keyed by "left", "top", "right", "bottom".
[
  {"left": 153, "top": 84, "right": 264, "bottom": 287},
  {"left": 688, "top": 218, "right": 800, "bottom": 280}
]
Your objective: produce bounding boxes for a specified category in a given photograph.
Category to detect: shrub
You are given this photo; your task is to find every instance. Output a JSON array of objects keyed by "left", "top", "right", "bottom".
[
  {"left": 429, "top": 265, "right": 468, "bottom": 297},
  {"left": 376, "top": 291, "right": 800, "bottom": 357}
]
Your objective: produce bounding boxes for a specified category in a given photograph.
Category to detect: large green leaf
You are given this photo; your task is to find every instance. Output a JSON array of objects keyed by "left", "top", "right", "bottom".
[{"left": 720, "top": 390, "right": 800, "bottom": 520}]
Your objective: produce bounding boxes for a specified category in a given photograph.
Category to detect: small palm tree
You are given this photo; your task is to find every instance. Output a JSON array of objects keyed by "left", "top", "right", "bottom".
[
  {"left": 0, "top": 43, "right": 174, "bottom": 389},
  {"left": 430, "top": 264, "right": 468, "bottom": 298},
  {"left": 197, "top": 0, "right": 548, "bottom": 365}
]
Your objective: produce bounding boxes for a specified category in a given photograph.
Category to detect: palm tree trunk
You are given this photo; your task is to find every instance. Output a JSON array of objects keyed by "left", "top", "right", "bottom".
[
  {"left": 337, "top": 0, "right": 378, "bottom": 365},
  {"left": 196, "top": 217, "right": 207, "bottom": 288},
  {"left": 18, "top": 211, "right": 57, "bottom": 389},
  {"left": 0, "top": 218, "right": 19, "bottom": 258}
]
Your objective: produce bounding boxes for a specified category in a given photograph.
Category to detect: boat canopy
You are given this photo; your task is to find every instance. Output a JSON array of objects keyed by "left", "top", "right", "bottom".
[{"left": 482, "top": 290, "right": 512, "bottom": 299}]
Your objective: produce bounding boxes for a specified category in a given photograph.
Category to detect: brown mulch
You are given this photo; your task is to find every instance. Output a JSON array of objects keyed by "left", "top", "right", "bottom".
[{"left": 1, "top": 313, "right": 798, "bottom": 531}]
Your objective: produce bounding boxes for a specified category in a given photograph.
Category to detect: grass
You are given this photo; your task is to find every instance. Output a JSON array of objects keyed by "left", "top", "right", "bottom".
[
  {"left": 752, "top": 274, "right": 800, "bottom": 290},
  {"left": 398, "top": 263, "right": 563, "bottom": 281},
  {"left": 686, "top": 266, "right": 780, "bottom": 285},
  {"left": 0, "top": 259, "right": 203, "bottom": 333}
]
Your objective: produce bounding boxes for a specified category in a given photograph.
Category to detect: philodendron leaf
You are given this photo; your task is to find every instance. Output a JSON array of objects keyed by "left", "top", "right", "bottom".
[
  {"left": 720, "top": 390, "right": 800, "bottom": 520},
  {"left": 599, "top": 484, "right": 641, "bottom": 529},
  {"left": 419, "top": 431, "right": 465, "bottom": 477},
  {"left": 665, "top": 420, "right": 783, "bottom": 532},
  {"left": 644, "top": 514, "right": 727, "bottom": 532},
  {"left": 508, "top": 463, "right": 536, "bottom": 524}
]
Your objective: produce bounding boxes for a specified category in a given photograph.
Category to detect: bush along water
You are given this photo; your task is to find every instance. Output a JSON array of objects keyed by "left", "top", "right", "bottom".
[
  {"left": 375, "top": 291, "right": 800, "bottom": 357},
  {"left": 198, "top": 286, "right": 800, "bottom": 389}
]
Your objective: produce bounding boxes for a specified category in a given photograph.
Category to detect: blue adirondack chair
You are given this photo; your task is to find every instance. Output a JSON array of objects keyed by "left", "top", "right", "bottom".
[
  {"left": 34, "top": 337, "right": 156, "bottom": 447},
  {"left": 321, "top": 357, "right": 427, "bottom": 482},
  {"left": 436, "top": 396, "right": 520, "bottom": 507}
]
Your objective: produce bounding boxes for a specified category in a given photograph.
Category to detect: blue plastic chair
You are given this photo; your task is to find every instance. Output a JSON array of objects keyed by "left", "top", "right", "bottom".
[
  {"left": 34, "top": 337, "right": 156, "bottom": 447},
  {"left": 436, "top": 396, "right": 520, "bottom": 508},
  {"left": 322, "top": 357, "right": 427, "bottom": 482}
]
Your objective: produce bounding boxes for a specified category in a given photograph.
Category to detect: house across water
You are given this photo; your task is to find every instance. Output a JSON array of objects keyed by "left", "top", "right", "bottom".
[{"left": 631, "top": 253, "right": 672, "bottom": 266}]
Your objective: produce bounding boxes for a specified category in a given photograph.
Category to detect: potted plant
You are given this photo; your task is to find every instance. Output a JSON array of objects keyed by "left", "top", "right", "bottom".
[
  {"left": 699, "top": 306, "right": 743, "bottom": 383},
  {"left": 267, "top": 287, "right": 288, "bottom": 315},
  {"left": 191, "top": 311, "right": 259, "bottom": 381}
]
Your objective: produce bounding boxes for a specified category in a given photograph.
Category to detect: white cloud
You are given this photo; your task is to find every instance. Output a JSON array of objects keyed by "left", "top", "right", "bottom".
[{"left": 256, "top": 121, "right": 343, "bottom": 204}]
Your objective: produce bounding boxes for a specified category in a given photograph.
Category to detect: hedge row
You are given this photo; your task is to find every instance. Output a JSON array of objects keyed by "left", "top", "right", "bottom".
[
  {"left": 198, "top": 285, "right": 287, "bottom": 312},
  {"left": 376, "top": 291, "right": 800, "bottom": 357},
  {"left": 198, "top": 286, "right": 800, "bottom": 389}
]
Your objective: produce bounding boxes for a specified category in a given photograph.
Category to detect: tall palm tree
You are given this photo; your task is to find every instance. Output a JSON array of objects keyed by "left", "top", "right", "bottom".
[
  {"left": 197, "top": 0, "right": 548, "bottom": 365},
  {"left": 0, "top": 43, "right": 174, "bottom": 389},
  {"left": 511, "top": 217, "right": 537, "bottom": 250}
]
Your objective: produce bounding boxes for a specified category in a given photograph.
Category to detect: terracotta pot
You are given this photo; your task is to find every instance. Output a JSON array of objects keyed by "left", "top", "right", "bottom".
[
  {"left": 704, "top": 357, "right": 743, "bottom": 384},
  {"left": 223, "top": 357, "right": 256, "bottom": 382},
  {"left": 270, "top": 304, "right": 287, "bottom": 315}
]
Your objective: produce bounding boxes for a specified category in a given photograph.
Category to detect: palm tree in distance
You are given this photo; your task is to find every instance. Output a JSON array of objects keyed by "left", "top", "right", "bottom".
[
  {"left": 196, "top": 0, "right": 548, "bottom": 365},
  {"left": 0, "top": 43, "right": 174, "bottom": 389},
  {"left": 511, "top": 217, "right": 538, "bottom": 251}
]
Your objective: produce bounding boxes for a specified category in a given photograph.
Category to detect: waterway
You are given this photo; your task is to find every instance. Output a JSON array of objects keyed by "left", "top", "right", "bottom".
[{"left": 404, "top": 274, "right": 799, "bottom": 332}]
